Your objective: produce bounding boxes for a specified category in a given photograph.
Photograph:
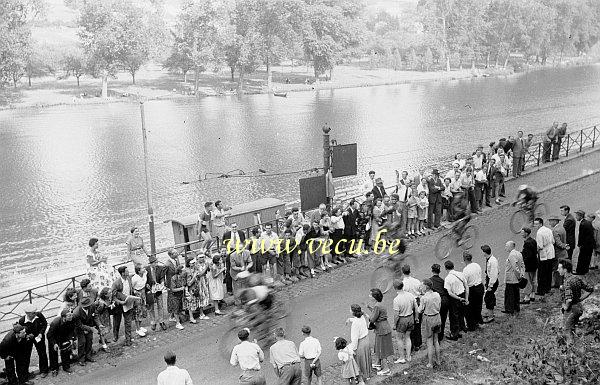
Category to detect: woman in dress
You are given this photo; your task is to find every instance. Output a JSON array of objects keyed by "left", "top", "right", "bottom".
[
  {"left": 86, "top": 238, "right": 115, "bottom": 291},
  {"left": 371, "top": 198, "right": 384, "bottom": 245},
  {"left": 348, "top": 304, "right": 371, "bottom": 381},
  {"left": 126, "top": 227, "right": 149, "bottom": 267},
  {"left": 330, "top": 207, "right": 346, "bottom": 264},
  {"left": 131, "top": 265, "right": 148, "bottom": 337},
  {"left": 417, "top": 190, "right": 429, "bottom": 235},
  {"left": 184, "top": 257, "right": 210, "bottom": 323},
  {"left": 95, "top": 287, "right": 113, "bottom": 351},
  {"left": 419, "top": 278, "right": 442, "bottom": 368},
  {"left": 207, "top": 254, "right": 226, "bottom": 315},
  {"left": 368, "top": 288, "right": 394, "bottom": 376},
  {"left": 319, "top": 212, "right": 334, "bottom": 268}
]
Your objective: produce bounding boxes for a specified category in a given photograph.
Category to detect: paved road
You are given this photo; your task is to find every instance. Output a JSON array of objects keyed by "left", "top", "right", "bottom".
[{"left": 36, "top": 149, "right": 600, "bottom": 385}]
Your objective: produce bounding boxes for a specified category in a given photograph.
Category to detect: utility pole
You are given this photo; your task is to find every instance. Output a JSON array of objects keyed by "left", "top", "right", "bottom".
[
  {"left": 322, "top": 123, "right": 332, "bottom": 206},
  {"left": 140, "top": 102, "right": 156, "bottom": 255}
]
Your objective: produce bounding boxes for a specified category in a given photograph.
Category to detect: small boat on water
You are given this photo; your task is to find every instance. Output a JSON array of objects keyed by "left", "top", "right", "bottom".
[{"left": 274, "top": 92, "right": 287, "bottom": 97}]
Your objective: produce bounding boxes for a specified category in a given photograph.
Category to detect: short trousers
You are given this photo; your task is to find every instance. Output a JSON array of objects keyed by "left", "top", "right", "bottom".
[{"left": 395, "top": 314, "right": 415, "bottom": 333}]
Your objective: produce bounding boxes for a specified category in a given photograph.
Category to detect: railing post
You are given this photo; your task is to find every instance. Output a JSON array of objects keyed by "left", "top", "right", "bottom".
[
  {"left": 580, "top": 129, "right": 583, "bottom": 152},
  {"left": 536, "top": 143, "right": 541, "bottom": 167},
  {"left": 565, "top": 134, "right": 570, "bottom": 157},
  {"left": 71, "top": 277, "right": 76, "bottom": 288},
  {"left": 593, "top": 126, "right": 597, "bottom": 148},
  {"left": 27, "top": 290, "right": 32, "bottom": 304}
]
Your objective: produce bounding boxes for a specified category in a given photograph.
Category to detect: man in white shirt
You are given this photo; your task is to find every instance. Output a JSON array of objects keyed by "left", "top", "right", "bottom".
[
  {"left": 298, "top": 326, "right": 322, "bottom": 385},
  {"left": 395, "top": 170, "right": 412, "bottom": 231},
  {"left": 401, "top": 265, "right": 422, "bottom": 351},
  {"left": 445, "top": 162, "right": 461, "bottom": 182},
  {"left": 481, "top": 245, "right": 499, "bottom": 323},
  {"left": 534, "top": 218, "right": 555, "bottom": 297},
  {"left": 212, "top": 200, "right": 231, "bottom": 241},
  {"left": 269, "top": 328, "right": 302, "bottom": 384},
  {"left": 259, "top": 224, "right": 281, "bottom": 281},
  {"left": 472, "top": 146, "right": 485, "bottom": 169},
  {"left": 462, "top": 251, "right": 484, "bottom": 331},
  {"left": 230, "top": 328, "right": 266, "bottom": 385},
  {"left": 362, "top": 171, "right": 376, "bottom": 195},
  {"left": 444, "top": 260, "right": 469, "bottom": 340},
  {"left": 157, "top": 351, "right": 193, "bottom": 385}
]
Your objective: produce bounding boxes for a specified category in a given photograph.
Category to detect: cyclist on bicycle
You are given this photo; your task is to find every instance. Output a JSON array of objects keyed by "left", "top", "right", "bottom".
[
  {"left": 236, "top": 273, "right": 276, "bottom": 343},
  {"left": 514, "top": 184, "right": 538, "bottom": 221},
  {"left": 451, "top": 191, "right": 473, "bottom": 244}
]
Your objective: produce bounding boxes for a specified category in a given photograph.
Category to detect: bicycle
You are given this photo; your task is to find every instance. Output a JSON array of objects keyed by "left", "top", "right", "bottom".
[
  {"left": 218, "top": 294, "right": 290, "bottom": 360},
  {"left": 509, "top": 201, "right": 548, "bottom": 234},
  {"left": 370, "top": 253, "right": 412, "bottom": 294},
  {"left": 434, "top": 217, "right": 479, "bottom": 260}
]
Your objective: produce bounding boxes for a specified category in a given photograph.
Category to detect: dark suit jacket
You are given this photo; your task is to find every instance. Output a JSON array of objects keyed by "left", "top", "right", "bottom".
[
  {"left": 343, "top": 208, "right": 357, "bottom": 237},
  {"left": 578, "top": 219, "right": 596, "bottom": 249},
  {"left": 145, "top": 264, "right": 165, "bottom": 287},
  {"left": 511, "top": 137, "right": 525, "bottom": 158},
  {"left": 47, "top": 317, "right": 76, "bottom": 345},
  {"left": 552, "top": 225, "right": 569, "bottom": 260},
  {"left": 522, "top": 237, "right": 538, "bottom": 272},
  {"left": 72, "top": 305, "right": 100, "bottom": 333},
  {"left": 427, "top": 176, "right": 444, "bottom": 205},
  {"left": 18, "top": 312, "right": 48, "bottom": 337},
  {"left": 111, "top": 276, "right": 134, "bottom": 304},
  {"left": 371, "top": 185, "right": 387, "bottom": 200},
  {"left": 563, "top": 214, "right": 576, "bottom": 247},
  {"left": 222, "top": 230, "right": 246, "bottom": 251}
]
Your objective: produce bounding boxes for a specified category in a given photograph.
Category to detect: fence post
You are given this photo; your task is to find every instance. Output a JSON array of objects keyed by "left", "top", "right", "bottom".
[
  {"left": 28, "top": 290, "right": 32, "bottom": 304},
  {"left": 71, "top": 277, "right": 76, "bottom": 288},
  {"left": 565, "top": 134, "right": 570, "bottom": 157},
  {"left": 536, "top": 143, "right": 541, "bottom": 167},
  {"left": 593, "top": 126, "right": 597, "bottom": 148},
  {"left": 580, "top": 129, "right": 583, "bottom": 152}
]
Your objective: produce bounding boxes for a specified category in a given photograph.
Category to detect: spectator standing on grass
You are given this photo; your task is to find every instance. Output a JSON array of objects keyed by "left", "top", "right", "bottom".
[
  {"left": 19, "top": 303, "right": 49, "bottom": 378},
  {"left": 402, "top": 265, "right": 422, "bottom": 351},
  {"left": 444, "top": 260, "right": 468, "bottom": 340},
  {"left": 520, "top": 227, "right": 538, "bottom": 304},
  {"left": 298, "top": 326, "right": 322, "bottom": 385},
  {"left": 368, "top": 289, "right": 393, "bottom": 376},
  {"left": 481, "top": 245, "right": 499, "bottom": 323},
  {"left": 548, "top": 215, "right": 569, "bottom": 289},
  {"left": 0, "top": 323, "right": 33, "bottom": 385},
  {"left": 560, "top": 205, "right": 576, "bottom": 259},
  {"left": 575, "top": 210, "right": 595, "bottom": 275},
  {"left": 269, "top": 328, "right": 302, "bottom": 385},
  {"left": 230, "top": 328, "right": 266, "bottom": 385},
  {"left": 503, "top": 241, "right": 524, "bottom": 315},
  {"left": 462, "top": 251, "right": 484, "bottom": 330},
  {"left": 558, "top": 259, "right": 594, "bottom": 344},
  {"left": 157, "top": 351, "right": 193, "bottom": 385},
  {"left": 418, "top": 279, "right": 442, "bottom": 368},
  {"left": 553, "top": 123, "right": 567, "bottom": 161},
  {"left": 429, "top": 264, "right": 449, "bottom": 341},
  {"left": 47, "top": 309, "right": 76, "bottom": 376},
  {"left": 534, "top": 218, "right": 555, "bottom": 297},
  {"left": 392, "top": 280, "right": 417, "bottom": 364}
]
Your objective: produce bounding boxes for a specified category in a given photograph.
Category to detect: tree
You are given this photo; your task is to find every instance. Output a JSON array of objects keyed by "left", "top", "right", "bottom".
[
  {"left": 63, "top": 48, "right": 87, "bottom": 86},
  {"left": 163, "top": 34, "right": 195, "bottom": 83}
]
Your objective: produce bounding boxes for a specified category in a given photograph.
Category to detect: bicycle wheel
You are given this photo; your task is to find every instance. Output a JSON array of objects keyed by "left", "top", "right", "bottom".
[
  {"left": 509, "top": 210, "right": 528, "bottom": 234},
  {"left": 218, "top": 327, "right": 240, "bottom": 360},
  {"left": 434, "top": 233, "right": 454, "bottom": 260},
  {"left": 534, "top": 203, "right": 548, "bottom": 219},
  {"left": 370, "top": 266, "right": 394, "bottom": 293},
  {"left": 461, "top": 225, "right": 479, "bottom": 250}
]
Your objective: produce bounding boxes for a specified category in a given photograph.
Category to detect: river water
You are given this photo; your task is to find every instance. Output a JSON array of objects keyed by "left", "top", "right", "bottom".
[{"left": 1, "top": 64, "right": 599, "bottom": 286}]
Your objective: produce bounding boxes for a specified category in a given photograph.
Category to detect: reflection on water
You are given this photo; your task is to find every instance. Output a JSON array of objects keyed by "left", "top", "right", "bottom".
[{"left": 1, "top": 65, "right": 599, "bottom": 282}]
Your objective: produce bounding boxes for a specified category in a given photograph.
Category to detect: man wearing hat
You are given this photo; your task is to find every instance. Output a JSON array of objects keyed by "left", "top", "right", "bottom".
[
  {"left": 47, "top": 309, "right": 76, "bottom": 376},
  {"left": 548, "top": 215, "right": 569, "bottom": 288},
  {"left": 575, "top": 210, "right": 595, "bottom": 275},
  {"left": 427, "top": 169, "right": 444, "bottom": 229},
  {"left": 73, "top": 297, "right": 100, "bottom": 365},
  {"left": 0, "top": 323, "right": 33, "bottom": 385},
  {"left": 18, "top": 303, "right": 49, "bottom": 378},
  {"left": 146, "top": 254, "right": 167, "bottom": 331}
]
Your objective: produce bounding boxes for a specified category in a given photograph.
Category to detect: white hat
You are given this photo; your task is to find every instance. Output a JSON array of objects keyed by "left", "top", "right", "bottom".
[{"left": 23, "top": 303, "right": 37, "bottom": 313}]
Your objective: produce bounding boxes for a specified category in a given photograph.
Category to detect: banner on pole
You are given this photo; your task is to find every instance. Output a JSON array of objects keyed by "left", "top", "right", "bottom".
[{"left": 331, "top": 143, "right": 357, "bottom": 178}]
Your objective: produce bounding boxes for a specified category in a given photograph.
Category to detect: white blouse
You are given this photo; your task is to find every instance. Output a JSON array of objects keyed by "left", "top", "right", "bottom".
[{"left": 350, "top": 315, "right": 368, "bottom": 350}]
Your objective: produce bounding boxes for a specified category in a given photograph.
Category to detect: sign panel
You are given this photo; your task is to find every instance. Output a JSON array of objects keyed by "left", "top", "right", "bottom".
[
  {"left": 299, "top": 175, "right": 326, "bottom": 212},
  {"left": 332, "top": 143, "right": 357, "bottom": 178}
]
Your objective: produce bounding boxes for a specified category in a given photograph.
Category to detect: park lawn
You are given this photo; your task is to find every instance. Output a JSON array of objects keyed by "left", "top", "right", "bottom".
[{"left": 383, "top": 269, "right": 600, "bottom": 385}]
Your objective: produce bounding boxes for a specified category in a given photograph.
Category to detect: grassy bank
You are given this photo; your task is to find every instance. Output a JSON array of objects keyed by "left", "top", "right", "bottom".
[
  {"left": 382, "top": 270, "right": 600, "bottom": 385},
  {"left": 0, "top": 62, "right": 515, "bottom": 110}
]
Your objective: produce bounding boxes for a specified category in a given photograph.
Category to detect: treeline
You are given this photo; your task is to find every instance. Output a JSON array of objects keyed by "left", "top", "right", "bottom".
[{"left": 1, "top": 0, "right": 599, "bottom": 93}]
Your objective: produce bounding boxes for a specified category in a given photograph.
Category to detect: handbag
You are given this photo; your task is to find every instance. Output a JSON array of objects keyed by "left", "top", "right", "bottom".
[
  {"left": 518, "top": 276, "right": 528, "bottom": 289},
  {"left": 367, "top": 321, "right": 376, "bottom": 330}
]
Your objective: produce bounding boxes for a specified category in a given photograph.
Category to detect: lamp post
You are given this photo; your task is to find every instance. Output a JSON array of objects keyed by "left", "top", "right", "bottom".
[{"left": 140, "top": 102, "right": 156, "bottom": 255}]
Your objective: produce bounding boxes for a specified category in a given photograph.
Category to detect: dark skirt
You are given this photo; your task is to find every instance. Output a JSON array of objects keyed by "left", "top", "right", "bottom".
[
  {"left": 374, "top": 332, "right": 394, "bottom": 360},
  {"left": 167, "top": 291, "right": 183, "bottom": 314}
]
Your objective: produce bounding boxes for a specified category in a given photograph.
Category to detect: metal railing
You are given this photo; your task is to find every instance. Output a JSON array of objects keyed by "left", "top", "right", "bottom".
[{"left": 1, "top": 124, "right": 598, "bottom": 335}]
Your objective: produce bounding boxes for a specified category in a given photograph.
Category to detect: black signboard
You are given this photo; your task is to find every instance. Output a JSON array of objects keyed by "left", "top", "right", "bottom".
[
  {"left": 332, "top": 143, "right": 357, "bottom": 178},
  {"left": 299, "top": 175, "right": 326, "bottom": 212}
]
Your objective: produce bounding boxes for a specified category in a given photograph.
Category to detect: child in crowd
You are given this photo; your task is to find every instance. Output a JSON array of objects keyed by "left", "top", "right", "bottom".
[
  {"left": 417, "top": 190, "right": 429, "bottom": 235},
  {"left": 131, "top": 265, "right": 148, "bottom": 337},
  {"left": 207, "top": 254, "right": 226, "bottom": 315},
  {"left": 407, "top": 189, "right": 418, "bottom": 237},
  {"left": 95, "top": 287, "right": 113, "bottom": 351},
  {"left": 298, "top": 326, "right": 322, "bottom": 385},
  {"left": 335, "top": 337, "right": 362, "bottom": 385}
]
